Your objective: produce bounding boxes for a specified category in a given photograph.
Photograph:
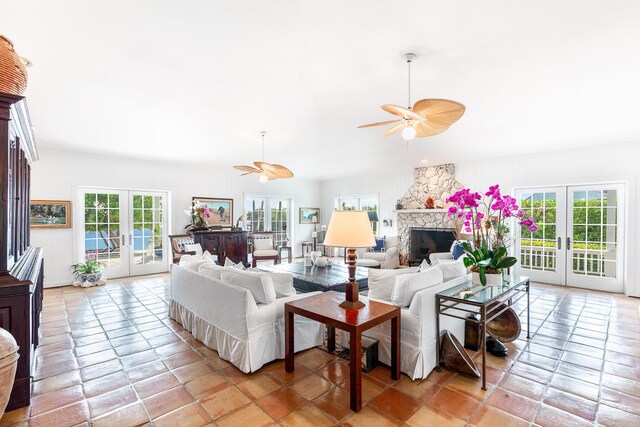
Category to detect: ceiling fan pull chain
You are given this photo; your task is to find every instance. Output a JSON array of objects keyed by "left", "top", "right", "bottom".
[{"left": 407, "top": 56, "right": 411, "bottom": 109}]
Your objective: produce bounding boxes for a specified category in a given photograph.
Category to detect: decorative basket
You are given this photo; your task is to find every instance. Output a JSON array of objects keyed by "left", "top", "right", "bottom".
[{"left": 0, "top": 35, "right": 28, "bottom": 96}]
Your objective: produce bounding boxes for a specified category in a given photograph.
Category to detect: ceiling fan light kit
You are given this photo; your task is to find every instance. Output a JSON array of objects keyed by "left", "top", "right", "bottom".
[
  {"left": 359, "top": 53, "right": 465, "bottom": 141},
  {"left": 233, "top": 131, "right": 294, "bottom": 181}
]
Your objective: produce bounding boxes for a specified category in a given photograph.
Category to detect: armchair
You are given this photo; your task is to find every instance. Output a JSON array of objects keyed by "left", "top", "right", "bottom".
[
  {"left": 169, "top": 234, "right": 197, "bottom": 264},
  {"left": 360, "top": 236, "right": 399, "bottom": 269},
  {"left": 251, "top": 232, "right": 281, "bottom": 267}
]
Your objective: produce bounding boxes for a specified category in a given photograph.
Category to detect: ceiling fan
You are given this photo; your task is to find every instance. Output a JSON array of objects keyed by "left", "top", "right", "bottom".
[
  {"left": 233, "top": 131, "right": 294, "bottom": 182},
  {"left": 359, "top": 53, "right": 466, "bottom": 141}
]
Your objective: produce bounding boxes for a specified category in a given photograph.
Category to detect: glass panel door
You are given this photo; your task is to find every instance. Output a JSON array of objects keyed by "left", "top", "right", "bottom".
[
  {"left": 566, "top": 184, "right": 624, "bottom": 292},
  {"left": 515, "top": 188, "right": 566, "bottom": 285},
  {"left": 79, "top": 189, "right": 130, "bottom": 279},
  {"left": 269, "top": 198, "right": 289, "bottom": 247},
  {"left": 129, "top": 191, "right": 168, "bottom": 276},
  {"left": 245, "top": 197, "right": 267, "bottom": 233}
]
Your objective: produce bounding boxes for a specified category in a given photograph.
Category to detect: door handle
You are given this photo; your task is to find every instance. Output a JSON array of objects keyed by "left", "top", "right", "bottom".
[
  {"left": 121, "top": 235, "right": 125, "bottom": 246},
  {"left": 129, "top": 234, "right": 133, "bottom": 246},
  {"left": 566, "top": 237, "right": 571, "bottom": 250},
  {"left": 557, "top": 237, "right": 562, "bottom": 250}
]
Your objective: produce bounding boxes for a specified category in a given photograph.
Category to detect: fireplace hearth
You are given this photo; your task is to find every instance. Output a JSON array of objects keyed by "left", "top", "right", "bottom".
[{"left": 409, "top": 228, "right": 456, "bottom": 264}]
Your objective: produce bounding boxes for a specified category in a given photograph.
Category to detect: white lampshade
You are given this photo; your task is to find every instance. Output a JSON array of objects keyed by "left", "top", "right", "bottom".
[{"left": 323, "top": 211, "right": 376, "bottom": 248}]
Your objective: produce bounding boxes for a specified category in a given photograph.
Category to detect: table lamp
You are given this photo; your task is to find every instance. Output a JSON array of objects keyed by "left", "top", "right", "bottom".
[{"left": 323, "top": 211, "right": 376, "bottom": 309}]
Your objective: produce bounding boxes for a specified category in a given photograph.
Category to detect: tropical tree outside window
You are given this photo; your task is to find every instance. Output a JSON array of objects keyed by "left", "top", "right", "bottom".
[
  {"left": 245, "top": 196, "right": 291, "bottom": 248},
  {"left": 336, "top": 195, "right": 379, "bottom": 236}
]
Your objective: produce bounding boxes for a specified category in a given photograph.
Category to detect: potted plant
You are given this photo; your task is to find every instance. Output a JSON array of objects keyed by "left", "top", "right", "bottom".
[
  {"left": 70, "top": 252, "right": 107, "bottom": 283},
  {"left": 446, "top": 185, "right": 539, "bottom": 286},
  {"left": 184, "top": 201, "right": 210, "bottom": 232}
]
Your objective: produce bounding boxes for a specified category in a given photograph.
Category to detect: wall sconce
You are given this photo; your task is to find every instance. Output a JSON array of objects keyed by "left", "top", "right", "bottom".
[{"left": 383, "top": 219, "right": 393, "bottom": 227}]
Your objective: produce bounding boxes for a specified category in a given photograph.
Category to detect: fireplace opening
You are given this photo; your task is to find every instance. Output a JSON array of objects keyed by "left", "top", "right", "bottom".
[{"left": 409, "top": 228, "right": 456, "bottom": 264}]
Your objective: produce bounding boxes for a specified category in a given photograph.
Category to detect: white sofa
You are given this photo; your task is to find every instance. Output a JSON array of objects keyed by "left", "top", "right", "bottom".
[
  {"left": 359, "top": 236, "right": 400, "bottom": 269},
  {"left": 169, "top": 264, "right": 324, "bottom": 373},
  {"left": 341, "top": 265, "right": 470, "bottom": 379}
]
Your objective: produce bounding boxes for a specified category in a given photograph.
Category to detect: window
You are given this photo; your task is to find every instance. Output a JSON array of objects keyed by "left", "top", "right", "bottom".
[
  {"left": 336, "top": 195, "right": 379, "bottom": 236},
  {"left": 245, "top": 196, "right": 291, "bottom": 247}
]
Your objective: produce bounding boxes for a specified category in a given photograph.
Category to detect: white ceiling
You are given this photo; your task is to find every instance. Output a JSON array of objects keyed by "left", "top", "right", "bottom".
[{"left": 3, "top": 1, "right": 640, "bottom": 180}]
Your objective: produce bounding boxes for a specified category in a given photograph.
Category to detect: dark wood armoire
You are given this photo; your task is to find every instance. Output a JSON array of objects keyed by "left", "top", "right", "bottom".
[
  {"left": 0, "top": 92, "right": 44, "bottom": 411},
  {"left": 189, "top": 230, "right": 249, "bottom": 266}
]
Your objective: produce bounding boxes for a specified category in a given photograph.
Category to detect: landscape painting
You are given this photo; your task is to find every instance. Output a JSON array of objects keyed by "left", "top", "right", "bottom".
[
  {"left": 300, "top": 207, "right": 320, "bottom": 224},
  {"left": 30, "top": 200, "right": 72, "bottom": 228},
  {"left": 193, "top": 197, "right": 233, "bottom": 227}
]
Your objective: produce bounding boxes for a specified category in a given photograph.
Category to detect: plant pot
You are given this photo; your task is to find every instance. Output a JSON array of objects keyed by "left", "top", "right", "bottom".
[
  {"left": 0, "top": 36, "right": 28, "bottom": 96},
  {"left": 77, "top": 272, "right": 103, "bottom": 283},
  {"left": 472, "top": 271, "right": 503, "bottom": 286}
]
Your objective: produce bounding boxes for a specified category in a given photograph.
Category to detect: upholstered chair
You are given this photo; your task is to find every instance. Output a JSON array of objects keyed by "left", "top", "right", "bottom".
[{"left": 251, "top": 232, "right": 281, "bottom": 267}]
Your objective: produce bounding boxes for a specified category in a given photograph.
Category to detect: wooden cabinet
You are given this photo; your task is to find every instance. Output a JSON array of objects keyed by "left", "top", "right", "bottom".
[
  {"left": 190, "top": 230, "right": 248, "bottom": 266},
  {"left": 0, "top": 92, "right": 42, "bottom": 411}
]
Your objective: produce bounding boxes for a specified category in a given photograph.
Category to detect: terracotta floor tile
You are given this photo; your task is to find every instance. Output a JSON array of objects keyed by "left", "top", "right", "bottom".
[
  {"left": 120, "top": 349, "right": 160, "bottom": 369},
  {"left": 534, "top": 403, "right": 593, "bottom": 427},
  {"left": 561, "top": 350, "right": 604, "bottom": 371},
  {"left": 172, "top": 360, "right": 214, "bottom": 384},
  {"left": 126, "top": 360, "right": 168, "bottom": 383},
  {"left": 341, "top": 375, "right": 386, "bottom": 403},
  {"left": 29, "top": 384, "right": 85, "bottom": 417},
  {"left": 316, "top": 360, "right": 350, "bottom": 385},
  {"left": 0, "top": 406, "right": 30, "bottom": 425},
  {"left": 556, "top": 360, "right": 601, "bottom": 384},
  {"left": 83, "top": 370, "right": 131, "bottom": 398},
  {"left": 87, "top": 385, "right": 138, "bottom": 418},
  {"left": 236, "top": 374, "right": 282, "bottom": 400},
  {"left": 517, "top": 351, "right": 559, "bottom": 372},
  {"left": 256, "top": 387, "right": 307, "bottom": 421},
  {"left": 266, "top": 364, "right": 312, "bottom": 385},
  {"left": 34, "top": 358, "right": 79, "bottom": 381},
  {"left": 605, "top": 349, "right": 640, "bottom": 368},
  {"left": 444, "top": 374, "right": 494, "bottom": 401},
  {"left": 143, "top": 385, "right": 195, "bottom": 419},
  {"left": 313, "top": 387, "right": 353, "bottom": 421},
  {"left": 217, "top": 403, "right": 274, "bottom": 427},
  {"left": 186, "top": 373, "right": 230, "bottom": 400},
  {"left": 600, "top": 386, "right": 640, "bottom": 416},
  {"left": 133, "top": 371, "right": 181, "bottom": 399},
  {"left": 32, "top": 370, "right": 82, "bottom": 397},
  {"left": 342, "top": 406, "right": 399, "bottom": 427},
  {"left": 28, "top": 400, "right": 89, "bottom": 427},
  {"left": 153, "top": 402, "right": 212, "bottom": 427},
  {"left": 597, "top": 404, "right": 640, "bottom": 426},
  {"left": 162, "top": 350, "right": 202, "bottom": 370},
  {"left": 406, "top": 405, "right": 465, "bottom": 427},
  {"left": 279, "top": 403, "right": 335, "bottom": 426},
  {"left": 602, "top": 373, "right": 640, "bottom": 398},
  {"left": 427, "top": 387, "right": 480, "bottom": 421},
  {"left": 295, "top": 348, "right": 335, "bottom": 370},
  {"left": 499, "top": 373, "right": 546, "bottom": 401},
  {"left": 486, "top": 387, "right": 539, "bottom": 422},
  {"left": 543, "top": 388, "right": 597, "bottom": 421},
  {"left": 155, "top": 341, "right": 192, "bottom": 358},
  {"left": 291, "top": 373, "right": 333, "bottom": 400},
  {"left": 471, "top": 405, "right": 529, "bottom": 427},
  {"left": 549, "top": 373, "right": 600, "bottom": 401},
  {"left": 369, "top": 388, "right": 422, "bottom": 422},
  {"left": 200, "top": 386, "right": 252, "bottom": 420},
  {"left": 365, "top": 364, "right": 400, "bottom": 386},
  {"left": 604, "top": 361, "right": 640, "bottom": 382},
  {"left": 80, "top": 358, "right": 123, "bottom": 382},
  {"left": 114, "top": 340, "right": 151, "bottom": 357},
  {"left": 393, "top": 376, "right": 440, "bottom": 402},
  {"left": 91, "top": 402, "right": 150, "bottom": 427},
  {"left": 425, "top": 367, "right": 455, "bottom": 385}
]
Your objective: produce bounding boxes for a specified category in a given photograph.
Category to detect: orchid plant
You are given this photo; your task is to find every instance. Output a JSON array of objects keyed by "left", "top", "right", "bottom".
[
  {"left": 184, "top": 201, "right": 211, "bottom": 229},
  {"left": 446, "top": 185, "right": 539, "bottom": 285}
]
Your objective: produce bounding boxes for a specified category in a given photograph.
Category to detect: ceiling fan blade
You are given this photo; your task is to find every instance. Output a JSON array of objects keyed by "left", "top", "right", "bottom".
[
  {"left": 254, "top": 161, "right": 278, "bottom": 175},
  {"left": 415, "top": 122, "right": 448, "bottom": 138},
  {"left": 357, "top": 119, "right": 401, "bottom": 129},
  {"left": 412, "top": 98, "right": 466, "bottom": 128},
  {"left": 234, "top": 165, "right": 261, "bottom": 173},
  {"left": 383, "top": 122, "right": 406, "bottom": 137},
  {"left": 381, "top": 104, "right": 424, "bottom": 122},
  {"left": 271, "top": 164, "right": 294, "bottom": 178}
]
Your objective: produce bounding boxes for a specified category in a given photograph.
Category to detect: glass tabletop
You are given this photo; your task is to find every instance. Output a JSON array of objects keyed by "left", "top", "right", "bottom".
[{"left": 436, "top": 275, "right": 530, "bottom": 305}]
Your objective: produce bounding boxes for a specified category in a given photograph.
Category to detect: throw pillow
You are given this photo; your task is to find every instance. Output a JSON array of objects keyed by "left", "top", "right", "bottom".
[
  {"left": 368, "top": 267, "right": 418, "bottom": 302},
  {"left": 391, "top": 266, "right": 444, "bottom": 307},
  {"left": 198, "top": 263, "right": 224, "bottom": 280},
  {"left": 248, "top": 268, "right": 296, "bottom": 297},
  {"left": 185, "top": 243, "right": 203, "bottom": 257},
  {"left": 372, "top": 237, "right": 386, "bottom": 252},
  {"left": 178, "top": 255, "right": 208, "bottom": 271},
  {"left": 432, "top": 258, "right": 468, "bottom": 281},
  {"left": 451, "top": 241, "right": 467, "bottom": 260},
  {"left": 220, "top": 269, "right": 276, "bottom": 304},
  {"left": 224, "top": 258, "right": 246, "bottom": 270},
  {"left": 416, "top": 259, "right": 429, "bottom": 272},
  {"left": 176, "top": 238, "right": 194, "bottom": 252},
  {"left": 202, "top": 250, "right": 217, "bottom": 264}
]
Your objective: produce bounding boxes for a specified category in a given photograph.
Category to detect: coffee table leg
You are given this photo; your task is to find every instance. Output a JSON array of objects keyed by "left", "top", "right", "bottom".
[
  {"left": 349, "top": 331, "right": 362, "bottom": 412},
  {"left": 391, "top": 314, "right": 401, "bottom": 380},
  {"left": 480, "top": 305, "right": 487, "bottom": 391},
  {"left": 285, "top": 308, "right": 295, "bottom": 373},
  {"left": 327, "top": 326, "right": 335, "bottom": 353}
]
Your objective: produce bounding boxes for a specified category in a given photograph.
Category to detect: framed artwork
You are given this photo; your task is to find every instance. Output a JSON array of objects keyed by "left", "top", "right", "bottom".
[
  {"left": 299, "top": 207, "right": 320, "bottom": 224},
  {"left": 30, "top": 200, "right": 72, "bottom": 229},
  {"left": 193, "top": 197, "right": 234, "bottom": 227}
]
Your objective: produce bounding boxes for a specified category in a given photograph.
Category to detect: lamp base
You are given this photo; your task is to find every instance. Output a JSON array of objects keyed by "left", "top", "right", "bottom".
[
  {"left": 339, "top": 300, "right": 365, "bottom": 310},
  {"left": 340, "top": 250, "right": 366, "bottom": 310}
]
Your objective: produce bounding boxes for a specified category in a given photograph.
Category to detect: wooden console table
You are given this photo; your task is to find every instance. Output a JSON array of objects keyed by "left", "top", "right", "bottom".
[
  {"left": 285, "top": 292, "right": 400, "bottom": 412},
  {"left": 189, "top": 230, "right": 248, "bottom": 266}
]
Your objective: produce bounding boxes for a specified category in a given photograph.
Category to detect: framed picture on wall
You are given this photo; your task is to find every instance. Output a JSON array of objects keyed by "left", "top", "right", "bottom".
[
  {"left": 193, "top": 197, "right": 234, "bottom": 227},
  {"left": 30, "top": 200, "right": 72, "bottom": 229},
  {"left": 299, "top": 207, "right": 320, "bottom": 224}
]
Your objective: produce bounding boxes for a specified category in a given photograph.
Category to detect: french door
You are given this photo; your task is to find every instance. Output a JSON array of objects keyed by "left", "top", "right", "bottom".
[
  {"left": 77, "top": 188, "right": 169, "bottom": 279},
  {"left": 516, "top": 183, "right": 624, "bottom": 292},
  {"left": 244, "top": 196, "right": 291, "bottom": 247}
]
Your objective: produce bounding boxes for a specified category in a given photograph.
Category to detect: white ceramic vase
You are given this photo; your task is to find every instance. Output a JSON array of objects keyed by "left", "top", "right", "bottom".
[{"left": 472, "top": 271, "right": 503, "bottom": 286}]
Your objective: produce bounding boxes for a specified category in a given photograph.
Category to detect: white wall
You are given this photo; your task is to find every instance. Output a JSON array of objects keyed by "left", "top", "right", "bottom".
[
  {"left": 320, "top": 141, "right": 640, "bottom": 297},
  {"left": 31, "top": 150, "right": 321, "bottom": 287}
]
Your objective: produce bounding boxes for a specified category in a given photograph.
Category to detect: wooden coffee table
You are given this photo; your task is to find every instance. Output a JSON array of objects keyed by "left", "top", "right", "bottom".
[
  {"left": 285, "top": 292, "right": 401, "bottom": 412},
  {"left": 260, "top": 262, "right": 369, "bottom": 293}
]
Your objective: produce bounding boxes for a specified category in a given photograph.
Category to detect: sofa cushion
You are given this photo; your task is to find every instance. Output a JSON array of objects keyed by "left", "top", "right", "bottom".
[
  {"left": 248, "top": 268, "right": 296, "bottom": 298},
  {"left": 185, "top": 243, "right": 203, "bottom": 257},
  {"left": 372, "top": 238, "right": 385, "bottom": 252},
  {"left": 224, "top": 258, "right": 246, "bottom": 270},
  {"left": 220, "top": 269, "right": 276, "bottom": 304},
  {"left": 432, "top": 258, "right": 468, "bottom": 281},
  {"left": 391, "top": 267, "right": 444, "bottom": 307},
  {"left": 254, "top": 249, "right": 279, "bottom": 257},
  {"left": 179, "top": 255, "right": 208, "bottom": 271},
  {"left": 202, "top": 250, "right": 217, "bottom": 264},
  {"left": 198, "top": 263, "right": 225, "bottom": 280},
  {"left": 368, "top": 267, "right": 418, "bottom": 302}
]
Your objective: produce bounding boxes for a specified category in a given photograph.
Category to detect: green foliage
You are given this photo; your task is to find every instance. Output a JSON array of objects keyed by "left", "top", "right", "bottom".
[
  {"left": 69, "top": 259, "right": 106, "bottom": 279},
  {"left": 461, "top": 242, "right": 517, "bottom": 286}
]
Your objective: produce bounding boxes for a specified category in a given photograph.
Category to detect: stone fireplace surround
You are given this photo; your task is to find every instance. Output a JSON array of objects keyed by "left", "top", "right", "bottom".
[{"left": 396, "top": 164, "right": 463, "bottom": 264}]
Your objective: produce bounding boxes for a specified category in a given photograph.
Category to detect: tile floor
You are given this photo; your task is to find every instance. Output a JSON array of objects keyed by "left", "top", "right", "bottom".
[{"left": 1, "top": 274, "right": 640, "bottom": 426}]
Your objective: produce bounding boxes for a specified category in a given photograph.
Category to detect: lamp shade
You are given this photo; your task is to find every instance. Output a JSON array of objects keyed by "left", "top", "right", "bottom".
[
  {"left": 367, "top": 211, "right": 379, "bottom": 222},
  {"left": 323, "top": 211, "right": 376, "bottom": 248}
]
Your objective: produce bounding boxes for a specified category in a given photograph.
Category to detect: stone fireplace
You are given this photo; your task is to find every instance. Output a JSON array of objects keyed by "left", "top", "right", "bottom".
[
  {"left": 396, "top": 164, "right": 463, "bottom": 264},
  {"left": 409, "top": 228, "right": 457, "bottom": 264}
]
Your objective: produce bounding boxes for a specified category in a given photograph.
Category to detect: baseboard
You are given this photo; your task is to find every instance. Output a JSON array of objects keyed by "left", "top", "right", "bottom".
[{"left": 44, "top": 280, "right": 73, "bottom": 288}]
